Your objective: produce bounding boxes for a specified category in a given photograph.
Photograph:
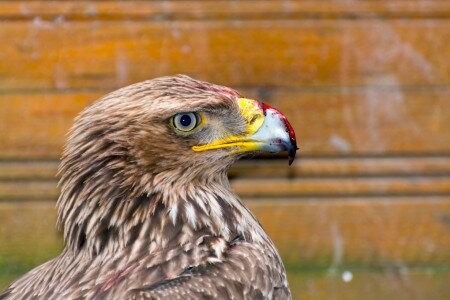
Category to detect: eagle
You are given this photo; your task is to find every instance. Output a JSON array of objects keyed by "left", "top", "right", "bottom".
[{"left": 1, "top": 75, "right": 297, "bottom": 299}]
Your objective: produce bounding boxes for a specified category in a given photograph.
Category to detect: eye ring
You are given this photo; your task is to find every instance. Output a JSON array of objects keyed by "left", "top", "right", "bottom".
[{"left": 172, "top": 112, "right": 201, "bottom": 132}]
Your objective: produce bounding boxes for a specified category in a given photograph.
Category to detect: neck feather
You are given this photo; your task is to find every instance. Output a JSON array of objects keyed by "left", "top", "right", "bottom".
[{"left": 57, "top": 160, "right": 264, "bottom": 256}]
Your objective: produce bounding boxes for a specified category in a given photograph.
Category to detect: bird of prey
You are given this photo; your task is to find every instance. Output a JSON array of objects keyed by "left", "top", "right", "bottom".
[{"left": 1, "top": 75, "right": 297, "bottom": 299}]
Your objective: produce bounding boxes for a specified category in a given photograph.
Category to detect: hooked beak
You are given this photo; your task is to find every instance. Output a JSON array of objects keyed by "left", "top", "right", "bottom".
[{"left": 192, "top": 98, "right": 298, "bottom": 165}]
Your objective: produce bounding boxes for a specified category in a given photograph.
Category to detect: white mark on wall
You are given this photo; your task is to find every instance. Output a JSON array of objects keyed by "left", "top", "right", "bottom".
[
  {"left": 364, "top": 75, "right": 422, "bottom": 151},
  {"left": 32, "top": 16, "right": 56, "bottom": 30},
  {"left": 357, "top": 21, "right": 439, "bottom": 85},
  {"left": 171, "top": 28, "right": 181, "bottom": 39},
  {"left": 20, "top": 3, "right": 30, "bottom": 15},
  {"left": 328, "top": 223, "right": 344, "bottom": 274},
  {"left": 53, "top": 63, "right": 68, "bottom": 90},
  {"left": 342, "top": 271, "right": 353, "bottom": 283},
  {"left": 86, "top": 4, "right": 98, "bottom": 17},
  {"left": 336, "top": 21, "right": 438, "bottom": 152},
  {"left": 372, "top": 24, "right": 437, "bottom": 82},
  {"left": 329, "top": 135, "right": 351, "bottom": 153},
  {"left": 115, "top": 49, "right": 129, "bottom": 86},
  {"left": 181, "top": 45, "right": 191, "bottom": 54},
  {"left": 33, "top": 16, "right": 43, "bottom": 27},
  {"left": 54, "top": 15, "right": 65, "bottom": 25}
]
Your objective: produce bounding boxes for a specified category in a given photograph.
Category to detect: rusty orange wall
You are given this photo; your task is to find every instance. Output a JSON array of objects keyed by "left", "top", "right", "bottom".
[
  {"left": 0, "top": 1, "right": 449, "bottom": 157},
  {"left": 0, "top": 1, "right": 449, "bottom": 296}
]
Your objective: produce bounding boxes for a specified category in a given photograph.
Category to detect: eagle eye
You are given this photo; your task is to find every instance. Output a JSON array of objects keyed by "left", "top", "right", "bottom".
[{"left": 172, "top": 112, "right": 201, "bottom": 132}]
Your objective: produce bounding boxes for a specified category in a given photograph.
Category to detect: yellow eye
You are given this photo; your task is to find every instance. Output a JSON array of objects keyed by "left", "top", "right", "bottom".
[{"left": 172, "top": 112, "right": 201, "bottom": 132}]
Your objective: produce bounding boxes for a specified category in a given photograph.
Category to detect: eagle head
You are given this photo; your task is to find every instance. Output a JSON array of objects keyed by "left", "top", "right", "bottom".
[
  {"left": 65, "top": 75, "right": 296, "bottom": 181},
  {"left": 58, "top": 75, "right": 297, "bottom": 251}
]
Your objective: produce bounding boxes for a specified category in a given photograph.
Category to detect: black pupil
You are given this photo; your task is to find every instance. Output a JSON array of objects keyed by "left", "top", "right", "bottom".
[{"left": 180, "top": 114, "right": 193, "bottom": 127}]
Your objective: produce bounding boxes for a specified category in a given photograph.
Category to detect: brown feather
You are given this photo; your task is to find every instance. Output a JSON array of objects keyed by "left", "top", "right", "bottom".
[{"left": 1, "top": 75, "right": 290, "bottom": 299}]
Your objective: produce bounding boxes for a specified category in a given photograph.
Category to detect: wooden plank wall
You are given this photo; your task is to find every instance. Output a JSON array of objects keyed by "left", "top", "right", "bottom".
[{"left": 0, "top": 0, "right": 450, "bottom": 295}]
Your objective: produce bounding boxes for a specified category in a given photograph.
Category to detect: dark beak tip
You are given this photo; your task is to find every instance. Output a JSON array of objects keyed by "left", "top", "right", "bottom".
[
  {"left": 287, "top": 146, "right": 297, "bottom": 166},
  {"left": 288, "top": 156, "right": 295, "bottom": 166}
]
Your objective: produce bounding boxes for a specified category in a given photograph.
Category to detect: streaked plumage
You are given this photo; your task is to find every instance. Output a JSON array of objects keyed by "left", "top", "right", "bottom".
[{"left": 1, "top": 75, "right": 296, "bottom": 299}]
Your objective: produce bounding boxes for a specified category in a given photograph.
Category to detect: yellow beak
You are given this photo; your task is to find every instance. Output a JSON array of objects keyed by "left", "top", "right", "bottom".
[{"left": 192, "top": 98, "right": 298, "bottom": 164}]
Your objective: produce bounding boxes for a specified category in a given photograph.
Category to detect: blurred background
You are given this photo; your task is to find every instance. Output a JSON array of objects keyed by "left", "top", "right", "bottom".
[{"left": 0, "top": 0, "right": 449, "bottom": 299}]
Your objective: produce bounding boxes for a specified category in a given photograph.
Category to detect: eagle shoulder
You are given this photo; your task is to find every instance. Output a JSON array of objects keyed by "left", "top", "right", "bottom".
[{"left": 121, "top": 236, "right": 290, "bottom": 299}]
